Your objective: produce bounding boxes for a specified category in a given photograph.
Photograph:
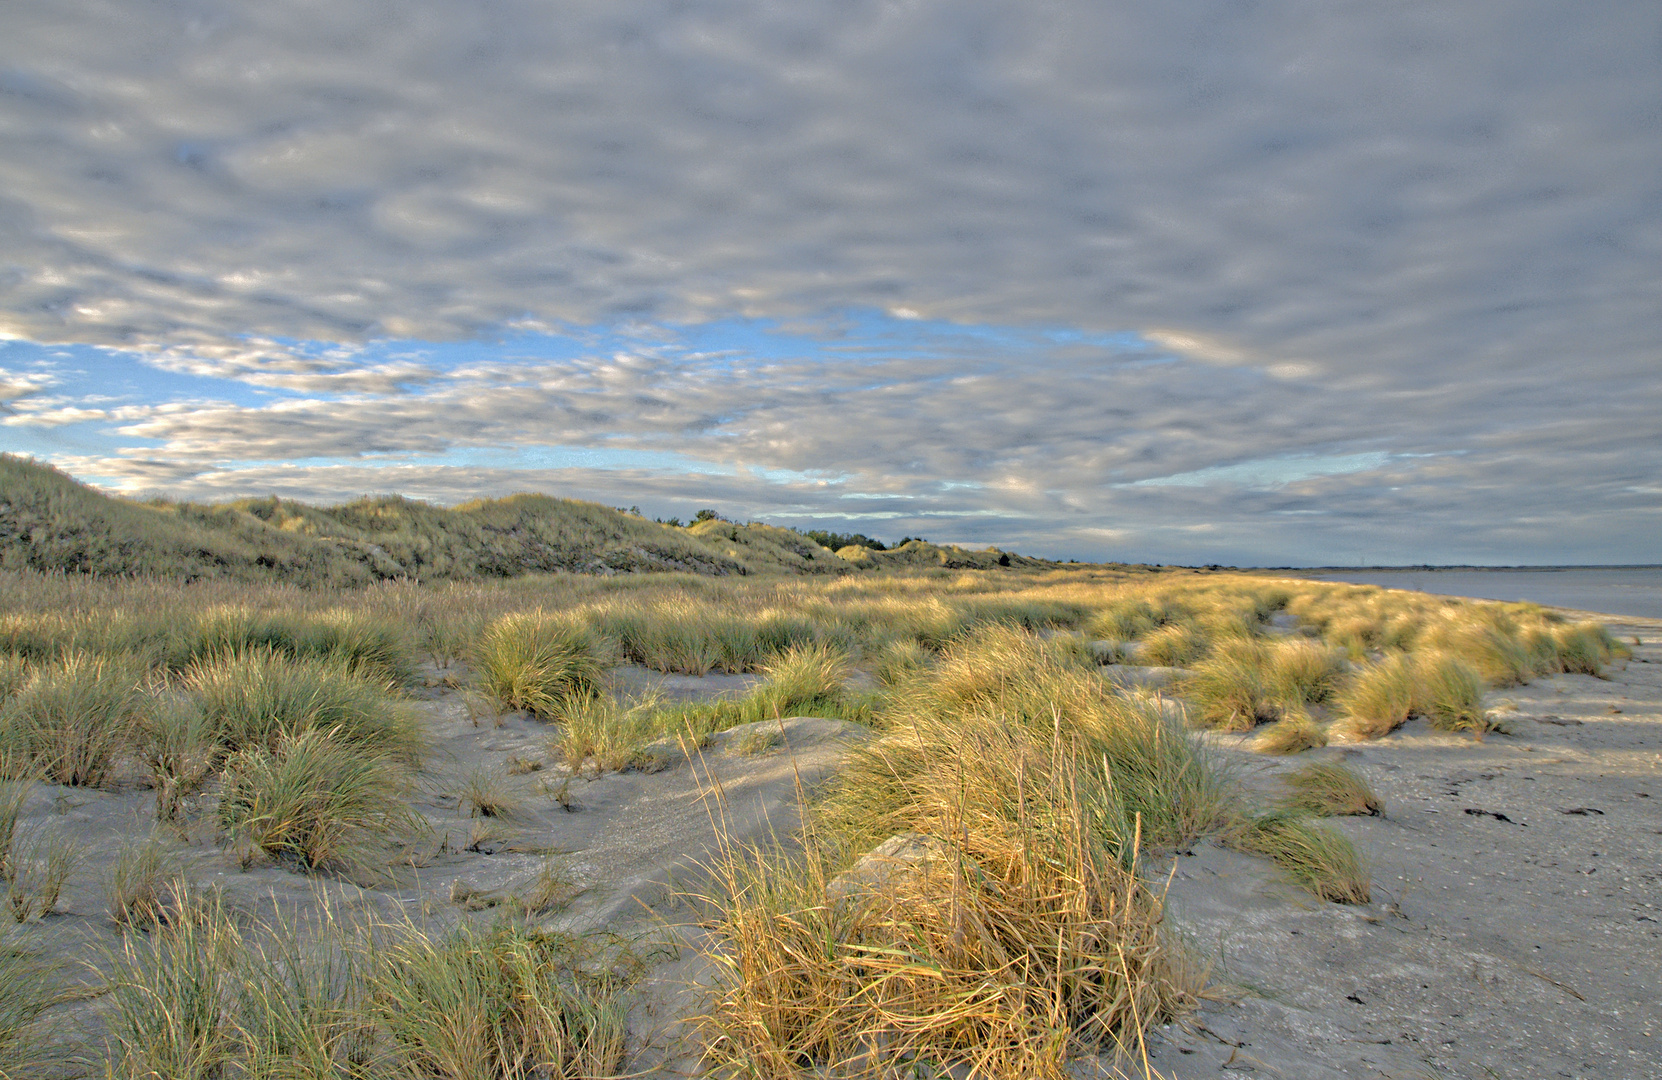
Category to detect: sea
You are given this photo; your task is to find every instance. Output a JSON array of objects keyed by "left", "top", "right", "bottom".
[{"left": 1274, "top": 567, "right": 1662, "bottom": 621}]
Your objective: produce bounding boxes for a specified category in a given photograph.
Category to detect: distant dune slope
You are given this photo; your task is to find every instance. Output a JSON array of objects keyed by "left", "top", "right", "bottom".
[{"left": 0, "top": 456, "right": 863, "bottom": 584}]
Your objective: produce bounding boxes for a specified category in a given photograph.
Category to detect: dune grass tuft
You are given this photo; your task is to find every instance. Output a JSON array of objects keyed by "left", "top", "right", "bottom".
[
  {"left": 218, "top": 728, "right": 424, "bottom": 871},
  {"left": 1412, "top": 651, "right": 1492, "bottom": 734},
  {"left": 1334, "top": 652, "right": 1416, "bottom": 739},
  {"left": 1266, "top": 639, "right": 1348, "bottom": 706},
  {"left": 139, "top": 700, "right": 221, "bottom": 825},
  {"left": 0, "top": 651, "right": 144, "bottom": 787},
  {"left": 1252, "top": 712, "right": 1329, "bottom": 755},
  {"left": 4, "top": 826, "right": 82, "bottom": 922},
  {"left": 370, "top": 921, "right": 634, "bottom": 1080},
  {"left": 0, "top": 929, "right": 65, "bottom": 1079},
  {"left": 457, "top": 764, "right": 527, "bottom": 820},
  {"left": 698, "top": 750, "right": 1199, "bottom": 1078},
  {"left": 107, "top": 836, "right": 186, "bottom": 929},
  {"left": 1280, "top": 761, "right": 1384, "bottom": 818},
  {"left": 102, "top": 884, "right": 243, "bottom": 1080},
  {"left": 1138, "top": 622, "right": 1208, "bottom": 667},
  {"left": 1182, "top": 639, "right": 1281, "bottom": 731},
  {"left": 475, "top": 611, "right": 607, "bottom": 718},
  {"left": 187, "top": 648, "right": 424, "bottom": 762},
  {"left": 1228, "top": 811, "right": 1371, "bottom": 903}
]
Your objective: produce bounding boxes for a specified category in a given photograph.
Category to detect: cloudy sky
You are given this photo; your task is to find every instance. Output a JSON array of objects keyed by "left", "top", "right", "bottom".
[{"left": 1, "top": 1, "right": 1657, "bottom": 565}]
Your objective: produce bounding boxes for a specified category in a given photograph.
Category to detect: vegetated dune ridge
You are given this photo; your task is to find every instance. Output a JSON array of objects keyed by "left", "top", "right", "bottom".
[
  {"left": 0, "top": 553, "right": 1648, "bottom": 1077},
  {"left": 0, "top": 455, "right": 1050, "bottom": 585}
]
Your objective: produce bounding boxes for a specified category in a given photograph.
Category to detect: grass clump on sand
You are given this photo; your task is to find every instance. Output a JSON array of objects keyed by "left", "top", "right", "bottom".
[
  {"left": 100, "top": 884, "right": 639, "bottom": 1080},
  {"left": 559, "top": 643, "right": 873, "bottom": 774},
  {"left": 1411, "top": 651, "right": 1492, "bottom": 734},
  {"left": 699, "top": 749, "right": 1199, "bottom": 1078},
  {"left": 1227, "top": 811, "right": 1371, "bottom": 904},
  {"left": 0, "top": 929, "right": 65, "bottom": 1079},
  {"left": 186, "top": 648, "right": 424, "bottom": 761},
  {"left": 0, "top": 651, "right": 145, "bottom": 787},
  {"left": 1280, "top": 762, "right": 1384, "bottom": 818},
  {"left": 107, "top": 836, "right": 187, "bottom": 929},
  {"left": 371, "top": 921, "right": 636, "bottom": 1079},
  {"left": 476, "top": 611, "right": 607, "bottom": 718},
  {"left": 1138, "top": 622, "right": 1208, "bottom": 667},
  {"left": 1252, "top": 712, "right": 1329, "bottom": 755},
  {"left": 1182, "top": 639, "right": 1281, "bottom": 731},
  {"left": 1334, "top": 652, "right": 1417, "bottom": 739},
  {"left": 1265, "top": 639, "right": 1348, "bottom": 706},
  {"left": 696, "top": 627, "right": 1223, "bottom": 1077},
  {"left": 188, "top": 606, "right": 420, "bottom": 685},
  {"left": 218, "top": 728, "right": 424, "bottom": 871}
]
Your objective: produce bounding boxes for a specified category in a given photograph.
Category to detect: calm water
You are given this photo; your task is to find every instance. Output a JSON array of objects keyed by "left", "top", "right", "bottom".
[{"left": 1280, "top": 568, "right": 1662, "bottom": 620}]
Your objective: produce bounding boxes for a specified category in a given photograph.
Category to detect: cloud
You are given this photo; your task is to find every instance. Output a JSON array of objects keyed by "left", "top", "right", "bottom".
[{"left": 0, "top": 1, "right": 1657, "bottom": 564}]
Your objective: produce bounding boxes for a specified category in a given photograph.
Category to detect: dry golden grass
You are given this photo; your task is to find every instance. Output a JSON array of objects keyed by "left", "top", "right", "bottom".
[
  {"left": 1334, "top": 652, "right": 1417, "bottom": 739},
  {"left": 696, "top": 753, "right": 1201, "bottom": 1078},
  {"left": 474, "top": 610, "right": 607, "bottom": 718},
  {"left": 1227, "top": 811, "right": 1371, "bottom": 904},
  {"left": 1411, "top": 651, "right": 1492, "bottom": 734},
  {"left": 1182, "top": 639, "right": 1281, "bottom": 731},
  {"left": 1280, "top": 762, "right": 1384, "bottom": 818},
  {"left": 1252, "top": 712, "right": 1329, "bottom": 755}
]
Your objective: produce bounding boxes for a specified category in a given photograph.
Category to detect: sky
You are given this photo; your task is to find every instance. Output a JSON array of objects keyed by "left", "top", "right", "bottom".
[{"left": 0, "top": 1, "right": 1658, "bottom": 566}]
